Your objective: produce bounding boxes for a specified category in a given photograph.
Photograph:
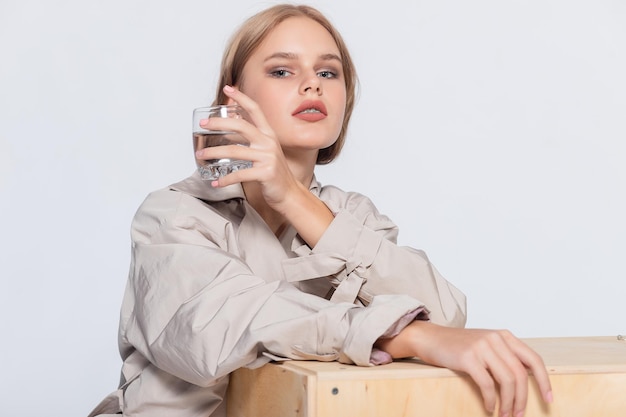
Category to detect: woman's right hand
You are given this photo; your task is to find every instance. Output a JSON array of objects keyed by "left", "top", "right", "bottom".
[
  {"left": 196, "top": 85, "right": 335, "bottom": 246},
  {"left": 196, "top": 85, "right": 300, "bottom": 207},
  {"left": 375, "top": 321, "right": 553, "bottom": 417}
]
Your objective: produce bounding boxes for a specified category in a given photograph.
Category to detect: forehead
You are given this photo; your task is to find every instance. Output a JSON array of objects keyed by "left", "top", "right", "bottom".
[{"left": 255, "top": 17, "right": 340, "bottom": 57}]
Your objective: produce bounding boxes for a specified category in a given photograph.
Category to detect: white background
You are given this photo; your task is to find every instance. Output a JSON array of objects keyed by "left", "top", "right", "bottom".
[{"left": 1, "top": 0, "right": 624, "bottom": 415}]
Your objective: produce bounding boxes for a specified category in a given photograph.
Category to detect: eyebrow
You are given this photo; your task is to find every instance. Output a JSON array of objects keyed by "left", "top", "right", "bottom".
[{"left": 263, "top": 52, "right": 342, "bottom": 63}]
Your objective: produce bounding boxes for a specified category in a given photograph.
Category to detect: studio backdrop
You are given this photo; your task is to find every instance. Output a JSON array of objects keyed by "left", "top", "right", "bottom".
[{"left": 1, "top": 1, "right": 624, "bottom": 415}]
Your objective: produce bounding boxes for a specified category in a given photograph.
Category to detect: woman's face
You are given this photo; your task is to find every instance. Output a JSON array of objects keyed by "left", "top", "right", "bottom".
[{"left": 238, "top": 17, "right": 347, "bottom": 158}]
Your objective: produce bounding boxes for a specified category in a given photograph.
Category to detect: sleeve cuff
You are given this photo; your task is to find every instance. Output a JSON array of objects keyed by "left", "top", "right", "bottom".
[
  {"left": 369, "top": 307, "right": 428, "bottom": 365},
  {"left": 312, "top": 210, "right": 381, "bottom": 260},
  {"left": 339, "top": 294, "right": 429, "bottom": 366}
]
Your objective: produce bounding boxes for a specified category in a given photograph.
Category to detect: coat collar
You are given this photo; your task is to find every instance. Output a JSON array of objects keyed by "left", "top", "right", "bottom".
[
  {"left": 169, "top": 171, "right": 323, "bottom": 283},
  {"left": 169, "top": 171, "right": 322, "bottom": 202},
  {"left": 169, "top": 171, "right": 245, "bottom": 202}
]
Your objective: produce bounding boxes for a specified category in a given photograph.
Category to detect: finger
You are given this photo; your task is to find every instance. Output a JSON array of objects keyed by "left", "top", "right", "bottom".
[
  {"left": 489, "top": 333, "right": 532, "bottom": 416},
  {"left": 465, "top": 363, "right": 498, "bottom": 414},
  {"left": 211, "top": 169, "right": 246, "bottom": 188},
  {"left": 201, "top": 116, "right": 252, "bottom": 140},
  {"left": 196, "top": 143, "right": 255, "bottom": 162},
  {"left": 505, "top": 335, "right": 553, "bottom": 406},
  {"left": 502, "top": 359, "right": 529, "bottom": 416},
  {"left": 477, "top": 340, "right": 518, "bottom": 416},
  {"left": 203, "top": 117, "right": 277, "bottom": 151},
  {"left": 222, "top": 85, "right": 275, "bottom": 136},
  {"left": 212, "top": 161, "right": 266, "bottom": 187}
]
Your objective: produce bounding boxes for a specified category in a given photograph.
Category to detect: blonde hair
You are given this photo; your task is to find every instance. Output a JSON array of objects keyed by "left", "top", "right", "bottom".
[{"left": 213, "top": 4, "right": 358, "bottom": 164}]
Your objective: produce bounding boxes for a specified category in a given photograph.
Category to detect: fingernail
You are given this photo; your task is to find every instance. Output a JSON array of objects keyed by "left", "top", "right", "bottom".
[
  {"left": 211, "top": 180, "right": 219, "bottom": 187},
  {"left": 224, "top": 85, "right": 235, "bottom": 93},
  {"left": 515, "top": 410, "right": 525, "bottom": 417},
  {"left": 545, "top": 390, "right": 553, "bottom": 403}
]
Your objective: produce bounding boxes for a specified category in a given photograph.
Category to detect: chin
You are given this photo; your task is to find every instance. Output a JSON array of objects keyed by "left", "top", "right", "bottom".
[{"left": 279, "top": 131, "right": 335, "bottom": 149}]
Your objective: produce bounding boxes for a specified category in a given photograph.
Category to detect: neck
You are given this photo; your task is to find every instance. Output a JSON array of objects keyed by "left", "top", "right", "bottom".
[{"left": 283, "top": 147, "right": 317, "bottom": 186}]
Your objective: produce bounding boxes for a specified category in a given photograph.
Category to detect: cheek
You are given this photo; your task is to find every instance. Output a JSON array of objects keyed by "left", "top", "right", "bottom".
[
  {"left": 242, "top": 85, "right": 283, "bottom": 117},
  {"left": 329, "top": 82, "right": 347, "bottom": 109},
  {"left": 332, "top": 89, "right": 347, "bottom": 123},
  {"left": 256, "top": 94, "right": 283, "bottom": 120}
]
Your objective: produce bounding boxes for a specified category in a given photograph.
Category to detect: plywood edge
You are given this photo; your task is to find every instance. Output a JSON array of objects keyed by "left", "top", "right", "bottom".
[
  {"left": 524, "top": 336, "right": 626, "bottom": 374},
  {"left": 278, "top": 359, "right": 461, "bottom": 381},
  {"left": 227, "top": 363, "right": 312, "bottom": 417}
]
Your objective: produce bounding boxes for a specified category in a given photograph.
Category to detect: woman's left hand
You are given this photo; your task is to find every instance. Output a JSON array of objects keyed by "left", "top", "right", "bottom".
[{"left": 376, "top": 321, "right": 553, "bottom": 417}]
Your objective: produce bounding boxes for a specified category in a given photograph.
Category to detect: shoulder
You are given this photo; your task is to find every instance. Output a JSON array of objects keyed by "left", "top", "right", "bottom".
[
  {"left": 134, "top": 185, "right": 207, "bottom": 225},
  {"left": 318, "top": 183, "right": 373, "bottom": 211},
  {"left": 316, "top": 182, "right": 397, "bottom": 232},
  {"left": 130, "top": 182, "right": 237, "bottom": 247},
  {"left": 134, "top": 173, "right": 244, "bottom": 225}
]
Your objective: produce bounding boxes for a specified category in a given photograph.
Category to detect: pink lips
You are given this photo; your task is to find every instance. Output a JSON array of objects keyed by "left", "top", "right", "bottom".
[{"left": 292, "top": 100, "right": 327, "bottom": 122}]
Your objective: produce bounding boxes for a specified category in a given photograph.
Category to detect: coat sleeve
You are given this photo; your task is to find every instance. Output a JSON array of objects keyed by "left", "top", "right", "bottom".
[
  {"left": 118, "top": 189, "right": 426, "bottom": 388},
  {"left": 285, "top": 189, "right": 467, "bottom": 328}
]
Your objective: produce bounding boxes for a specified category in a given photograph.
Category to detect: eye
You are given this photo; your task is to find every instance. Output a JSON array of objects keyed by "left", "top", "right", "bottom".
[
  {"left": 317, "top": 70, "right": 337, "bottom": 79},
  {"left": 269, "top": 68, "right": 292, "bottom": 78}
]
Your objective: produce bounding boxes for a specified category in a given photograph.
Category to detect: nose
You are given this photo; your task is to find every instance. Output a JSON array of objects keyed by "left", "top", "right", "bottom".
[{"left": 300, "top": 73, "right": 322, "bottom": 95}]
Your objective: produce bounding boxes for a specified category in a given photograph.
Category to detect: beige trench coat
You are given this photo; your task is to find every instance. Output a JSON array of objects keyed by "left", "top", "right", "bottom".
[{"left": 88, "top": 173, "right": 466, "bottom": 417}]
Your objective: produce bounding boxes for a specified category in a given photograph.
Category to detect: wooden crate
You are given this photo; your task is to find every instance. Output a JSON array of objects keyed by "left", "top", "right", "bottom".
[{"left": 226, "top": 336, "right": 626, "bottom": 417}]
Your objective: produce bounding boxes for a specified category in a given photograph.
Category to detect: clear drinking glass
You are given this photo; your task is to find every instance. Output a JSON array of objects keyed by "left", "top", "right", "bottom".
[{"left": 192, "top": 105, "right": 252, "bottom": 180}]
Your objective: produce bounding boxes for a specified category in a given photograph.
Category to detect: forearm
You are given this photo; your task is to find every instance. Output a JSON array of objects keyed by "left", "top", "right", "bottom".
[
  {"left": 374, "top": 319, "right": 431, "bottom": 360},
  {"left": 279, "top": 181, "right": 334, "bottom": 247},
  {"left": 306, "top": 208, "right": 467, "bottom": 326}
]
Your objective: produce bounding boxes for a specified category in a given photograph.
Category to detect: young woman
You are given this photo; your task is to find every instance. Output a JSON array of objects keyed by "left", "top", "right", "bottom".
[{"left": 89, "top": 4, "right": 552, "bottom": 417}]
